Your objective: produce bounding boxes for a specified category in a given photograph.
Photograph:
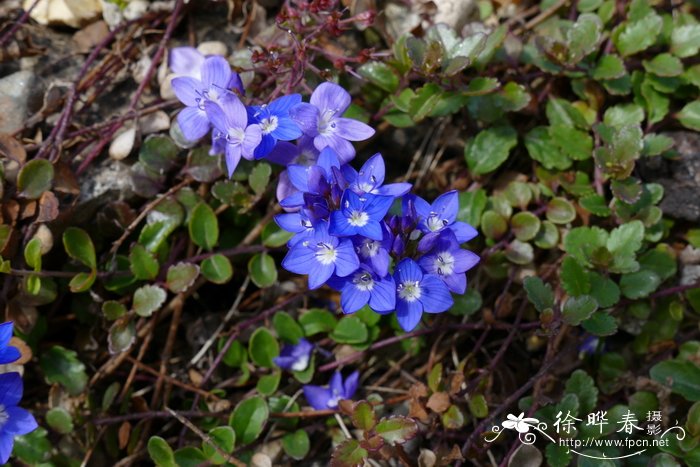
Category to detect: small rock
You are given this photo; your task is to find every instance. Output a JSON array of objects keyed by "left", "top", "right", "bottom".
[
  {"left": 639, "top": 132, "right": 700, "bottom": 222},
  {"left": 384, "top": 3, "right": 421, "bottom": 39},
  {"left": 132, "top": 53, "right": 153, "bottom": 84},
  {"left": 430, "top": 0, "right": 476, "bottom": 32},
  {"left": 109, "top": 127, "right": 136, "bottom": 160},
  {"left": 418, "top": 449, "right": 437, "bottom": 467},
  {"left": 26, "top": 0, "right": 103, "bottom": 29},
  {"left": 682, "top": 265, "right": 700, "bottom": 286},
  {"left": 99, "top": 0, "right": 121, "bottom": 29},
  {"left": 139, "top": 111, "right": 170, "bottom": 135},
  {"left": 80, "top": 160, "right": 133, "bottom": 201},
  {"left": 681, "top": 245, "right": 700, "bottom": 265},
  {"left": 72, "top": 20, "right": 109, "bottom": 54},
  {"left": 197, "top": 41, "right": 227, "bottom": 57},
  {"left": 123, "top": 0, "right": 148, "bottom": 20},
  {"left": 250, "top": 453, "right": 272, "bottom": 467},
  {"left": 34, "top": 224, "right": 54, "bottom": 255},
  {"left": 160, "top": 73, "right": 177, "bottom": 100},
  {"left": 0, "top": 70, "right": 36, "bottom": 134}
]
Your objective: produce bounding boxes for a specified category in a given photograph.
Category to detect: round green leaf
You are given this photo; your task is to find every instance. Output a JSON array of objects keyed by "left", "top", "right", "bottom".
[
  {"left": 256, "top": 370, "right": 281, "bottom": 396},
  {"left": 17, "top": 159, "right": 54, "bottom": 199},
  {"left": 202, "top": 426, "right": 235, "bottom": 465},
  {"left": 166, "top": 262, "right": 200, "bottom": 293},
  {"left": 511, "top": 212, "right": 541, "bottom": 241},
  {"left": 62, "top": 227, "right": 96, "bottom": 269},
  {"left": 249, "top": 162, "right": 272, "bottom": 196},
  {"left": 189, "top": 202, "right": 219, "bottom": 250},
  {"left": 200, "top": 254, "right": 233, "bottom": 284},
  {"left": 299, "top": 309, "right": 337, "bottom": 335},
  {"left": 248, "top": 253, "right": 277, "bottom": 288},
  {"left": 148, "top": 436, "right": 176, "bottom": 467},
  {"left": 562, "top": 295, "right": 599, "bottom": 325},
  {"left": 230, "top": 396, "right": 269, "bottom": 446},
  {"left": 108, "top": 319, "right": 136, "bottom": 354},
  {"left": 262, "top": 222, "right": 294, "bottom": 248},
  {"left": 677, "top": 101, "right": 700, "bottom": 132},
  {"left": 273, "top": 312, "right": 304, "bottom": 344},
  {"left": 248, "top": 328, "right": 279, "bottom": 368},
  {"left": 376, "top": 416, "right": 419, "bottom": 444},
  {"left": 40, "top": 345, "right": 88, "bottom": 396},
  {"left": 46, "top": 407, "right": 74, "bottom": 434},
  {"left": 282, "top": 430, "right": 310, "bottom": 460},
  {"left": 133, "top": 284, "right": 167, "bottom": 317},
  {"left": 505, "top": 239, "right": 534, "bottom": 265},
  {"left": 102, "top": 300, "right": 127, "bottom": 320},
  {"left": 480, "top": 210, "right": 508, "bottom": 240},
  {"left": 620, "top": 270, "right": 661, "bottom": 299},
  {"left": 358, "top": 61, "right": 400, "bottom": 92},
  {"left": 546, "top": 197, "right": 577, "bottom": 224},
  {"left": 533, "top": 221, "right": 559, "bottom": 249},
  {"left": 331, "top": 315, "right": 369, "bottom": 344},
  {"left": 129, "top": 244, "right": 159, "bottom": 280},
  {"left": 465, "top": 125, "right": 518, "bottom": 175}
]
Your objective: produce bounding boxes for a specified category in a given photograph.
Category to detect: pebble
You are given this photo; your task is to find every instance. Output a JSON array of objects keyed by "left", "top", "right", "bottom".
[
  {"left": 0, "top": 70, "right": 35, "bottom": 134},
  {"left": 197, "top": 41, "right": 227, "bottom": 57},
  {"left": 139, "top": 111, "right": 170, "bottom": 135},
  {"left": 108, "top": 127, "right": 136, "bottom": 160},
  {"left": 26, "top": 0, "right": 103, "bottom": 29}
]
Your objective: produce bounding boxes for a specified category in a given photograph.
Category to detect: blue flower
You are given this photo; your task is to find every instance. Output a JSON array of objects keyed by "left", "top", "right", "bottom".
[
  {"left": 290, "top": 82, "right": 374, "bottom": 163},
  {"left": 247, "top": 94, "right": 304, "bottom": 159},
  {"left": 273, "top": 338, "right": 313, "bottom": 372},
  {"left": 303, "top": 371, "right": 359, "bottom": 410},
  {"left": 418, "top": 230, "right": 480, "bottom": 294},
  {"left": 171, "top": 56, "right": 243, "bottom": 142},
  {"left": 0, "top": 372, "right": 38, "bottom": 464},
  {"left": 0, "top": 323, "right": 20, "bottom": 365},
  {"left": 342, "top": 153, "right": 412, "bottom": 197},
  {"left": 393, "top": 258, "right": 454, "bottom": 331},
  {"left": 281, "top": 222, "right": 359, "bottom": 290},
  {"left": 169, "top": 47, "right": 205, "bottom": 79},
  {"left": 328, "top": 265, "right": 396, "bottom": 314},
  {"left": 412, "top": 190, "right": 478, "bottom": 251},
  {"left": 204, "top": 98, "right": 262, "bottom": 178},
  {"left": 329, "top": 190, "right": 394, "bottom": 241},
  {"left": 353, "top": 223, "right": 393, "bottom": 277}
]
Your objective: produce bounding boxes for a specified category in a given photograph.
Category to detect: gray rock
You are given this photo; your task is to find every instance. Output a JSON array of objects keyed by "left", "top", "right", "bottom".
[
  {"left": 0, "top": 70, "right": 35, "bottom": 134},
  {"left": 638, "top": 132, "right": 700, "bottom": 222}
]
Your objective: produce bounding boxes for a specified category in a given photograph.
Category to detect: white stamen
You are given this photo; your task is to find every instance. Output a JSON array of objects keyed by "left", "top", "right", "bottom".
[
  {"left": 291, "top": 354, "right": 309, "bottom": 371},
  {"left": 317, "top": 109, "right": 339, "bottom": 136},
  {"left": 348, "top": 210, "right": 369, "bottom": 227},
  {"left": 398, "top": 281, "right": 421, "bottom": 302},
  {"left": 359, "top": 239, "right": 380, "bottom": 258},
  {"left": 352, "top": 272, "right": 375, "bottom": 292},
  {"left": 316, "top": 242, "right": 338, "bottom": 265},
  {"left": 260, "top": 115, "right": 279, "bottom": 135},
  {"left": 433, "top": 251, "right": 455, "bottom": 276}
]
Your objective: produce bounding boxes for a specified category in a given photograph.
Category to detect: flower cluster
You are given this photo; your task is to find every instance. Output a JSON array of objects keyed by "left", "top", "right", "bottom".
[
  {"left": 0, "top": 322, "right": 38, "bottom": 464},
  {"left": 170, "top": 48, "right": 480, "bottom": 331}
]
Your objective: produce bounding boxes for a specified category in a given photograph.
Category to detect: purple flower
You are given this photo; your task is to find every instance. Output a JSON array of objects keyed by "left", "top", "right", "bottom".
[
  {"left": 418, "top": 230, "right": 480, "bottom": 294},
  {"left": 303, "top": 371, "right": 359, "bottom": 410},
  {"left": 329, "top": 190, "right": 394, "bottom": 241},
  {"left": 0, "top": 372, "right": 38, "bottom": 464},
  {"left": 353, "top": 223, "right": 393, "bottom": 277},
  {"left": 281, "top": 222, "right": 359, "bottom": 290},
  {"left": 290, "top": 82, "right": 375, "bottom": 163},
  {"left": 393, "top": 258, "right": 454, "bottom": 331},
  {"left": 342, "top": 153, "right": 412, "bottom": 197},
  {"left": 171, "top": 56, "right": 243, "bottom": 142},
  {"left": 0, "top": 323, "right": 20, "bottom": 365},
  {"left": 413, "top": 191, "right": 478, "bottom": 251},
  {"left": 204, "top": 99, "right": 262, "bottom": 178},
  {"left": 169, "top": 47, "right": 205, "bottom": 79},
  {"left": 273, "top": 338, "right": 313, "bottom": 372},
  {"left": 281, "top": 147, "right": 342, "bottom": 209},
  {"left": 328, "top": 266, "right": 396, "bottom": 314},
  {"left": 247, "top": 94, "right": 304, "bottom": 159}
]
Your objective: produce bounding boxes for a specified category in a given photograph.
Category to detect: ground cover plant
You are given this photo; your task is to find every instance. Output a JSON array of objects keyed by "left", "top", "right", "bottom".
[{"left": 1, "top": 0, "right": 700, "bottom": 465}]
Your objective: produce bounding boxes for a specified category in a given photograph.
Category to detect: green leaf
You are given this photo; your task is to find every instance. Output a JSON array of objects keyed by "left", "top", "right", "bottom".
[
  {"left": 202, "top": 426, "right": 235, "bottom": 465},
  {"left": 17, "top": 159, "right": 54, "bottom": 199},
  {"left": 108, "top": 319, "right": 136, "bottom": 353},
  {"left": 562, "top": 295, "right": 599, "bottom": 325},
  {"left": 567, "top": 13, "right": 603, "bottom": 63},
  {"left": 351, "top": 401, "right": 377, "bottom": 431},
  {"left": 588, "top": 272, "right": 621, "bottom": 308},
  {"left": 441, "top": 404, "right": 466, "bottom": 429},
  {"left": 282, "top": 429, "right": 310, "bottom": 460},
  {"left": 643, "top": 53, "right": 683, "bottom": 77},
  {"left": 614, "top": 12, "right": 662, "bottom": 56},
  {"left": 510, "top": 212, "right": 541, "bottom": 242},
  {"left": 62, "top": 227, "right": 96, "bottom": 269},
  {"left": 458, "top": 189, "right": 487, "bottom": 228},
  {"left": 464, "top": 125, "right": 517, "bottom": 175},
  {"left": 256, "top": 370, "right": 281, "bottom": 396},
  {"left": 358, "top": 62, "right": 399, "bottom": 92},
  {"left": 468, "top": 394, "right": 488, "bottom": 418},
  {"left": 603, "top": 104, "right": 644, "bottom": 128},
  {"left": 550, "top": 125, "right": 592, "bottom": 161},
  {"left": 546, "top": 197, "right": 576, "bottom": 224},
  {"left": 505, "top": 239, "right": 534, "bottom": 265},
  {"left": 582, "top": 311, "right": 618, "bottom": 336},
  {"left": 331, "top": 316, "right": 369, "bottom": 344},
  {"left": 129, "top": 244, "right": 159, "bottom": 280},
  {"left": 409, "top": 83, "right": 443, "bottom": 122},
  {"left": 677, "top": 101, "right": 700, "bottom": 131},
  {"left": 565, "top": 370, "right": 598, "bottom": 415},
  {"left": 189, "top": 203, "right": 219, "bottom": 250},
  {"left": 24, "top": 237, "right": 41, "bottom": 270},
  {"left": 14, "top": 428, "right": 51, "bottom": 465},
  {"left": 273, "top": 312, "right": 304, "bottom": 344},
  {"left": 579, "top": 194, "right": 611, "bottom": 217},
  {"left": 525, "top": 127, "right": 570, "bottom": 170},
  {"left": 102, "top": 300, "right": 127, "bottom": 320},
  {"left": 69, "top": 271, "right": 96, "bottom": 293},
  {"left": 139, "top": 135, "right": 178, "bottom": 172},
  {"left": 174, "top": 447, "right": 207, "bottom": 467},
  {"left": 230, "top": 396, "right": 269, "bottom": 445},
  {"left": 650, "top": 359, "right": 700, "bottom": 401},
  {"left": 299, "top": 309, "right": 336, "bottom": 335},
  {"left": 523, "top": 276, "right": 554, "bottom": 312},
  {"left": 200, "top": 254, "right": 233, "bottom": 284},
  {"left": 46, "top": 407, "right": 74, "bottom": 434},
  {"left": 620, "top": 270, "right": 661, "bottom": 299},
  {"left": 592, "top": 55, "right": 626, "bottom": 80},
  {"left": 133, "top": 284, "right": 167, "bottom": 317},
  {"left": 607, "top": 220, "right": 644, "bottom": 257},
  {"left": 248, "top": 253, "right": 277, "bottom": 288},
  {"left": 563, "top": 226, "right": 608, "bottom": 267},
  {"left": 375, "top": 416, "right": 418, "bottom": 445},
  {"left": 480, "top": 210, "right": 508, "bottom": 240},
  {"left": 248, "top": 328, "right": 279, "bottom": 368},
  {"left": 262, "top": 222, "right": 294, "bottom": 248},
  {"left": 639, "top": 245, "right": 677, "bottom": 281},
  {"left": 534, "top": 221, "right": 559, "bottom": 249},
  {"left": 166, "top": 262, "right": 199, "bottom": 293},
  {"left": 249, "top": 162, "right": 272, "bottom": 196},
  {"left": 332, "top": 439, "right": 368, "bottom": 467},
  {"left": 546, "top": 97, "right": 589, "bottom": 129},
  {"left": 546, "top": 440, "right": 573, "bottom": 467},
  {"left": 671, "top": 24, "right": 700, "bottom": 58},
  {"left": 186, "top": 146, "right": 222, "bottom": 183},
  {"left": 40, "top": 345, "right": 88, "bottom": 395},
  {"left": 643, "top": 133, "right": 674, "bottom": 156},
  {"left": 561, "top": 256, "right": 591, "bottom": 296},
  {"left": 148, "top": 436, "right": 176, "bottom": 467}
]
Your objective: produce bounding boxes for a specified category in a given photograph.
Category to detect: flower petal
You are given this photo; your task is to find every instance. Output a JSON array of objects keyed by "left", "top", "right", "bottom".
[
  {"left": 394, "top": 258, "right": 423, "bottom": 284},
  {"left": 241, "top": 124, "right": 262, "bottom": 160},
  {"left": 0, "top": 347, "right": 21, "bottom": 365},
  {"left": 3, "top": 406, "right": 37, "bottom": 436},
  {"left": 177, "top": 107, "right": 210, "bottom": 141},
  {"left": 272, "top": 118, "right": 303, "bottom": 141},
  {"left": 275, "top": 212, "right": 305, "bottom": 233},
  {"left": 266, "top": 142, "right": 300, "bottom": 166},
  {"left": 431, "top": 190, "right": 459, "bottom": 224},
  {"left": 340, "top": 282, "right": 370, "bottom": 314},
  {"left": 450, "top": 221, "right": 479, "bottom": 243},
  {"left": 268, "top": 93, "right": 303, "bottom": 115},
  {"left": 201, "top": 56, "right": 232, "bottom": 89},
  {"left": 396, "top": 298, "right": 423, "bottom": 332},
  {"left": 308, "top": 263, "right": 334, "bottom": 290},
  {"left": 169, "top": 47, "right": 204, "bottom": 78},
  {"left": 369, "top": 276, "right": 396, "bottom": 312},
  {"left": 334, "top": 239, "right": 360, "bottom": 277},
  {"left": 376, "top": 182, "right": 412, "bottom": 197},
  {"left": 310, "top": 82, "right": 351, "bottom": 114},
  {"left": 334, "top": 117, "right": 375, "bottom": 141},
  {"left": 170, "top": 76, "right": 201, "bottom": 106},
  {"left": 0, "top": 373, "right": 22, "bottom": 407},
  {"left": 282, "top": 244, "right": 315, "bottom": 275},
  {"left": 289, "top": 103, "right": 320, "bottom": 136},
  {"left": 253, "top": 133, "right": 276, "bottom": 159},
  {"left": 419, "top": 274, "right": 454, "bottom": 313},
  {"left": 343, "top": 371, "right": 360, "bottom": 399},
  {"left": 363, "top": 194, "right": 394, "bottom": 219},
  {"left": 442, "top": 272, "right": 466, "bottom": 294},
  {"left": 313, "top": 135, "right": 355, "bottom": 163},
  {"left": 224, "top": 144, "right": 241, "bottom": 178},
  {"left": 303, "top": 385, "right": 332, "bottom": 410},
  {"left": 0, "top": 433, "right": 13, "bottom": 465},
  {"left": 329, "top": 210, "right": 355, "bottom": 237}
]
